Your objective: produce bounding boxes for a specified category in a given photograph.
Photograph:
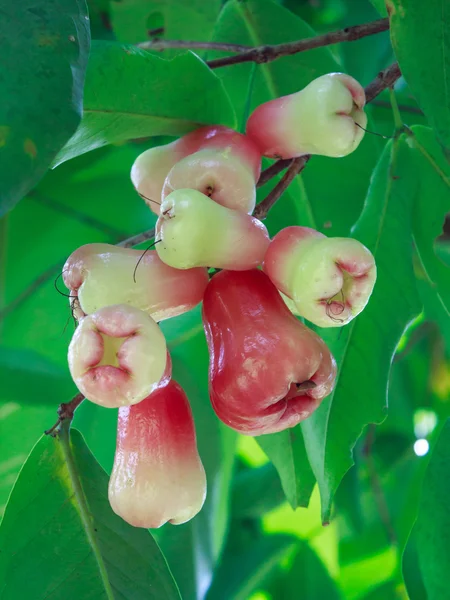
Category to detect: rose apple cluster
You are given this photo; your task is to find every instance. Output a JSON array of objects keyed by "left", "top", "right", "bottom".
[{"left": 63, "top": 72, "right": 376, "bottom": 529}]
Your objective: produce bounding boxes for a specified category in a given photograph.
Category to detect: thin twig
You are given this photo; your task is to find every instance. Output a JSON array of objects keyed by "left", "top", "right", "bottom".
[
  {"left": 118, "top": 227, "right": 156, "bottom": 249},
  {"left": 139, "top": 39, "right": 251, "bottom": 53},
  {"left": 365, "top": 62, "right": 401, "bottom": 103},
  {"left": 253, "top": 157, "right": 309, "bottom": 220},
  {"left": 44, "top": 392, "right": 85, "bottom": 436},
  {"left": 207, "top": 18, "right": 389, "bottom": 69},
  {"left": 370, "top": 99, "right": 423, "bottom": 116},
  {"left": 257, "top": 159, "right": 293, "bottom": 188},
  {"left": 363, "top": 425, "right": 398, "bottom": 546}
]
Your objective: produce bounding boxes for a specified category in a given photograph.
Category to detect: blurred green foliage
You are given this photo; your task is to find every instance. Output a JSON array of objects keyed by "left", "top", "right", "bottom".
[{"left": 1, "top": 0, "right": 450, "bottom": 598}]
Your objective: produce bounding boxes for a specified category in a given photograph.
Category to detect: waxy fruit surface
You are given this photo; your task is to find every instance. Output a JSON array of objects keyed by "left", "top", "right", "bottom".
[
  {"left": 246, "top": 72, "right": 367, "bottom": 159},
  {"left": 68, "top": 304, "right": 168, "bottom": 408},
  {"left": 109, "top": 380, "right": 206, "bottom": 528},
  {"left": 63, "top": 243, "right": 209, "bottom": 321},
  {"left": 202, "top": 269, "right": 337, "bottom": 435}
]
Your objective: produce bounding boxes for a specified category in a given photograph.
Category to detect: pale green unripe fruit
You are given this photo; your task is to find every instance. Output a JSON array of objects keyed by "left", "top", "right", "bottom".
[
  {"left": 246, "top": 72, "right": 367, "bottom": 159},
  {"left": 162, "top": 149, "right": 256, "bottom": 214},
  {"left": 263, "top": 226, "right": 376, "bottom": 327},
  {"left": 156, "top": 189, "right": 270, "bottom": 270}
]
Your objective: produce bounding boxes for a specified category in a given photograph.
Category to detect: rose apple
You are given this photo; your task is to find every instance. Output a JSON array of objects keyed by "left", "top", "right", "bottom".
[
  {"left": 68, "top": 304, "right": 168, "bottom": 408},
  {"left": 246, "top": 73, "right": 367, "bottom": 158},
  {"left": 202, "top": 269, "right": 337, "bottom": 435},
  {"left": 109, "top": 380, "right": 206, "bottom": 528}
]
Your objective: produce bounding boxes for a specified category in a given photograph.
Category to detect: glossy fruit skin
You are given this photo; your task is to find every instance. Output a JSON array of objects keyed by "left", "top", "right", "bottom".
[
  {"left": 131, "top": 126, "right": 261, "bottom": 215},
  {"left": 162, "top": 149, "right": 257, "bottom": 214},
  {"left": 68, "top": 304, "right": 168, "bottom": 408},
  {"left": 156, "top": 189, "right": 270, "bottom": 270},
  {"left": 246, "top": 72, "right": 367, "bottom": 159},
  {"left": 63, "top": 243, "right": 209, "bottom": 322},
  {"left": 108, "top": 380, "right": 206, "bottom": 528},
  {"left": 202, "top": 269, "right": 336, "bottom": 436},
  {"left": 263, "top": 226, "right": 377, "bottom": 327}
]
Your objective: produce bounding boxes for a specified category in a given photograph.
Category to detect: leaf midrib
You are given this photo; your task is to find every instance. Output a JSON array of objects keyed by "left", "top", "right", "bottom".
[{"left": 57, "top": 424, "right": 115, "bottom": 600}]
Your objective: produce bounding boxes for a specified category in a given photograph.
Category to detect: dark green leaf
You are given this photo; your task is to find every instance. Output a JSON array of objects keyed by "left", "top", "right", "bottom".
[
  {"left": 111, "top": 0, "right": 221, "bottom": 45},
  {"left": 275, "top": 541, "right": 343, "bottom": 599},
  {"left": 0, "top": 0, "right": 90, "bottom": 215},
  {"left": 408, "top": 125, "right": 450, "bottom": 315},
  {"left": 257, "top": 429, "right": 315, "bottom": 510},
  {"left": 370, "top": 0, "right": 388, "bottom": 17},
  {"left": 0, "top": 347, "right": 75, "bottom": 406},
  {"left": 404, "top": 419, "right": 450, "bottom": 600},
  {"left": 302, "top": 136, "right": 421, "bottom": 521},
  {"left": 206, "top": 535, "right": 297, "bottom": 600},
  {"left": 55, "top": 41, "right": 236, "bottom": 165},
  {"left": 231, "top": 463, "right": 285, "bottom": 519},
  {"left": 0, "top": 427, "right": 181, "bottom": 599},
  {"left": 388, "top": 0, "right": 450, "bottom": 153}
]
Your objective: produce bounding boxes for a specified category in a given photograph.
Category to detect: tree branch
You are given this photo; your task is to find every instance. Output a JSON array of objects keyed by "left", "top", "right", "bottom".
[
  {"left": 257, "top": 159, "right": 293, "bottom": 188},
  {"left": 365, "top": 62, "right": 401, "bottom": 103},
  {"left": 207, "top": 18, "right": 389, "bottom": 69},
  {"left": 138, "top": 39, "right": 252, "bottom": 53},
  {"left": 44, "top": 392, "right": 85, "bottom": 436},
  {"left": 118, "top": 227, "right": 156, "bottom": 249},
  {"left": 253, "top": 157, "right": 309, "bottom": 220}
]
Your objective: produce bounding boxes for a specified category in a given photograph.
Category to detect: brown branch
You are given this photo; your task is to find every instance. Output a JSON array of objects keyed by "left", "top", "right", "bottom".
[
  {"left": 138, "top": 39, "right": 251, "bottom": 53},
  {"left": 253, "top": 157, "right": 309, "bottom": 220},
  {"left": 44, "top": 392, "right": 85, "bottom": 436},
  {"left": 118, "top": 227, "right": 156, "bottom": 249},
  {"left": 257, "top": 159, "right": 293, "bottom": 188},
  {"left": 365, "top": 62, "right": 401, "bottom": 103},
  {"left": 207, "top": 18, "right": 389, "bottom": 69}
]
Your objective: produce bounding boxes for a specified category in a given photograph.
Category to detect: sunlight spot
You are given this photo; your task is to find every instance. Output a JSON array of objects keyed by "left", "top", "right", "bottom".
[{"left": 414, "top": 438, "right": 429, "bottom": 457}]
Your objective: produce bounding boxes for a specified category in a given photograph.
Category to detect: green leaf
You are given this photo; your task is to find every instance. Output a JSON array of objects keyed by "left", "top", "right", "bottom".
[
  {"left": 407, "top": 125, "right": 450, "bottom": 315},
  {"left": 388, "top": 0, "right": 450, "bottom": 153},
  {"left": 111, "top": 0, "right": 221, "bottom": 45},
  {"left": 0, "top": 426, "right": 181, "bottom": 599},
  {"left": 274, "top": 541, "right": 343, "bottom": 600},
  {"left": 257, "top": 429, "right": 315, "bottom": 510},
  {"left": 206, "top": 535, "right": 297, "bottom": 600},
  {"left": 403, "top": 419, "right": 450, "bottom": 600},
  {"left": 0, "top": 0, "right": 90, "bottom": 215},
  {"left": 55, "top": 41, "right": 236, "bottom": 165},
  {"left": 211, "top": 0, "right": 381, "bottom": 235},
  {"left": 370, "top": 0, "right": 388, "bottom": 17},
  {"left": 231, "top": 463, "right": 286, "bottom": 519},
  {"left": 0, "top": 347, "right": 75, "bottom": 406},
  {"left": 301, "top": 136, "right": 421, "bottom": 522}
]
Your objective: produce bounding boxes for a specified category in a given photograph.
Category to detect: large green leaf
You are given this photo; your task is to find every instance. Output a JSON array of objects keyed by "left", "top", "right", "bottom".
[
  {"left": 403, "top": 420, "right": 450, "bottom": 600},
  {"left": 231, "top": 463, "right": 285, "bottom": 519},
  {"left": 301, "top": 136, "right": 421, "bottom": 521},
  {"left": 0, "top": 427, "right": 181, "bottom": 599},
  {"left": 0, "top": 348, "right": 76, "bottom": 406},
  {"left": 407, "top": 125, "right": 450, "bottom": 315},
  {"left": 206, "top": 535, "right": 297, "bottom": 600},
  {"left": 388, "top": 0, "right": 450, "bottom": 154},
  {"left": 0, "top": 0, "right": 90, "bottom": 215},
  {"left": 211, "top": 0, "right": 381, "bottom": 235},
  {"left": 271, "top": 541, "right": 343, "bottom": 600},
  {"left": 111, "top": 0, "right": 221, "bottom": 45},
  {"left": 55, "top": 41, "right": 236, "bottom": 165},
  {"left": 257, "top": 429, "right": 315, "bottom": 510}
]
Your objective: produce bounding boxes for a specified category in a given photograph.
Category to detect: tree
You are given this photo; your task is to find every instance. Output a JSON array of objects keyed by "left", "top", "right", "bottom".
[{"left": 0, "top": 0, "right": 449, "bottom": 598}]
